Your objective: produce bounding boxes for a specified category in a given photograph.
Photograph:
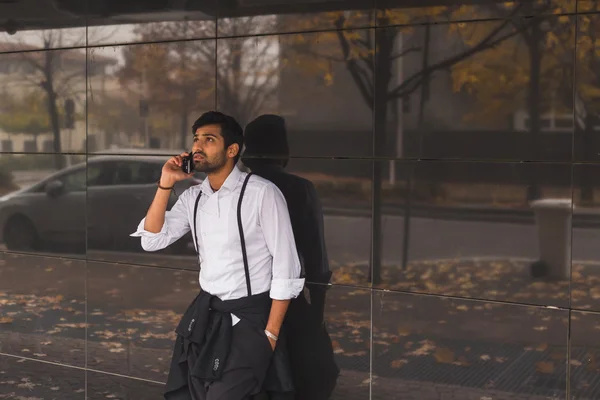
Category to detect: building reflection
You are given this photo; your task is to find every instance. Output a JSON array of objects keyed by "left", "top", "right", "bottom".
[{"left": 1, "top": 1, "right": 600, "bottom": 399}]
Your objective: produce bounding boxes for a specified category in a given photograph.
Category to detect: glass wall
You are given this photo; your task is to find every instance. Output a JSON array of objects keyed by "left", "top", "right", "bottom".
[{"left": 0, "top": 0, "right": 598, "bottom": 398}]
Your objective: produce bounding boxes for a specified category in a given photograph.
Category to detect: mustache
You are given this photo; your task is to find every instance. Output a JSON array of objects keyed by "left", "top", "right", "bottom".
[{"left": 192, "top": 151, "right": 207, "bottom": 158}]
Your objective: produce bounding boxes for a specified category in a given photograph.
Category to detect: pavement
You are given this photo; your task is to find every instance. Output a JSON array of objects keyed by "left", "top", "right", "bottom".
[
  {"left": 0, "top": 355, "right": 569, "bottom": 400},
  {"left": 1, "top": 253, "right": 600, "bottom": 399}
]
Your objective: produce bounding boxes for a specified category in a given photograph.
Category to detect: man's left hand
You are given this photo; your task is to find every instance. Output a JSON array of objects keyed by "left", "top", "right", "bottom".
[{"left": 268, "top": 337, "right": 276, "bottom": 351}]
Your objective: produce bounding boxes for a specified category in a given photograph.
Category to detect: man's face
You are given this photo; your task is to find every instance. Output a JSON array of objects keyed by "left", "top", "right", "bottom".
[{"left": 191, "top": 124, "right": 231, "bottom": 173}]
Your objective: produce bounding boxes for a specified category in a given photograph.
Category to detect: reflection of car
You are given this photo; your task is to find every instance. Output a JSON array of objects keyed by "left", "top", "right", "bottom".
[{"left": 0, "top": 153, "right": 204, "bottom": 253}]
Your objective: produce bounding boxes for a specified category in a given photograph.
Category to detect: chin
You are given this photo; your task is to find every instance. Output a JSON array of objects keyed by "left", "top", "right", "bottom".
[{"left": 195, "top": 163, "right": 216, "bottom": 173}]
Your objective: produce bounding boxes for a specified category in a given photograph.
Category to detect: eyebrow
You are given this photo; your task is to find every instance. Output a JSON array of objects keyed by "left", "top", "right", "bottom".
[{"left": 193, "top": 132, "right": 219, "bottom": 139}]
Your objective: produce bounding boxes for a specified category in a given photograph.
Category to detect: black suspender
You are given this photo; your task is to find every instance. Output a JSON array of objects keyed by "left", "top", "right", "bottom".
[
  {"left": 191, "top": 172, "right": 254, "bottom": 296},
  {"left": 237, "top": 173, "right": 253, "bottom": 296},
  {"left": 192, "top": 190, "right": 202, "bottom": 254}
]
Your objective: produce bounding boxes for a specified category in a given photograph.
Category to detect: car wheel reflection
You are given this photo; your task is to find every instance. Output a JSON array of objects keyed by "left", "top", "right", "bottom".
[{"left": 4, "top": 214, "right": 40, "bottom": 251}]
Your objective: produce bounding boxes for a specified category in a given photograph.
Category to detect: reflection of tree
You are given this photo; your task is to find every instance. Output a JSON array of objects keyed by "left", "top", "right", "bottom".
[
  {"left": 215, "top": 17, "right": 281, "bottom": 124},
  {"left": 6, "top": 29, "right": 113, "bottom": 168},
  {"left": 19, "top": 35, "right": 81, "bottom": 168},
  {"left": 119, "top": 17, "right": 280, "bottom": 148},
  {"left": 0, "top": 90, "right": 54, "bottom": 138},
  {"left": 290, "top": 5, "right": 544, "bottom": 282},
  {"left": 87, "top": 95, "right": 139, "bottom": 151},
  {"left": 119, "top": 22, "right": 214, "bottom": 149},
  {"left": 452, "top": 1, "right": 573, "bottom": 200},
  {"left": 575, "top": 4, "right": 600, "bottom": 202}
]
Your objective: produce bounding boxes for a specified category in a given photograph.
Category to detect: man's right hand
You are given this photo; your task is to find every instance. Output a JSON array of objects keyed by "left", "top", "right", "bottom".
[{"left": 160, "top": 152, "right": 194, "bottom": 187}]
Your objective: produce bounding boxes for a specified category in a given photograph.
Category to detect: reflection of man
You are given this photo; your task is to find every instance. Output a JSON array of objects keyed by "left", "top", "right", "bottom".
[
  {"left": 131, "top": 111, "right": 303, "bottom": 400},
  {"left": 243, "top": 114, "right": 339, "bottom": 400}
]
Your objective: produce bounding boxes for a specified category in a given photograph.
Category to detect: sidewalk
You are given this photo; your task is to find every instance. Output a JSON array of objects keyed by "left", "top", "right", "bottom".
[
  {"left": 0, "top": 354, "right": 567, "bottom": 400},
  {"left": 335, "top": 370, "right": 566, "bottom": 400},
  {"left": 2, "top": 254, "right": 600, "bottom": 399},
  {"left": 0, "top": 339, "right": 573, "bottom": 400}
]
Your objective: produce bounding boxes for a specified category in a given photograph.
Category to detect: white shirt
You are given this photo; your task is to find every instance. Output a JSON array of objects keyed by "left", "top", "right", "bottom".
[{"left": 131, "top": 167, "right": 305, "bottom": 316}]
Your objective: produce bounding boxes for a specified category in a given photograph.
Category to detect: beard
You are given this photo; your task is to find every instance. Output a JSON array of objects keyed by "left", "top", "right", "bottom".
[{"left": 193, "top": 151, "right": 227, "bottom": 173}]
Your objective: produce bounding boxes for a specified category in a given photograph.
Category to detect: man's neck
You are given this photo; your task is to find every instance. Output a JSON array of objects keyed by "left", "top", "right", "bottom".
[{"left": 207, "top": 163, "right": 235, "bottom": 192}]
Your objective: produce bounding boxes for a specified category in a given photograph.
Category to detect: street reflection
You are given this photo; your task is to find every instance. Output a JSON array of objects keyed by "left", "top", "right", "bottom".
[{"left": 3, "top": 0, "right": 600, "bottom": 399}]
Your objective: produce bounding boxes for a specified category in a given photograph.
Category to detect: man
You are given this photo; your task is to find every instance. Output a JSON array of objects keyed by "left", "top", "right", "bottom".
[
  {"left": 131, "top": 111, "right": 304, "bottom": 400},
  {"left": 243, "top": 114, "right": 339, "bottom": 400}
]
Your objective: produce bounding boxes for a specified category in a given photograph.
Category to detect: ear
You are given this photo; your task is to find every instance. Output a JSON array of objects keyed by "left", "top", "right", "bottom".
[{"left": 227, "top": 143, "right": 240, "bottom": 159}]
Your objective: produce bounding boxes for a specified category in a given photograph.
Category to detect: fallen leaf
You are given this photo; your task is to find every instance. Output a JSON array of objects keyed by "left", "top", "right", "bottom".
[
  {"left": 398, "top": 328, "right": 410, "bottom": 337},
  {"left": 373, "top": 341, "right": 390, "bottom": 347},
  {"left": 56, "top": 323, "right": 88, "bottom": 329},
  {"left": 408, "top": 340, "right": 435, "bottom": 356},
  {"left": 109, "top": 348, "right": 125, "bottom": 353},
  {"left": 453, "top": 355, "right": 470, "bottom": 366},
  {"left": 434, "top": 347, "right": 455, "bottom": 364},
  {"left": 391, "top": 359, "right": 408, "bottom": 368},
  {"left": 536, "top": 343, "right": 548, "bottom": 352},
  {"left": 345, "top": 351, "right": 367, "bottom": 357},
  {"left": 536, "top": 361, "right": 555, "bottom": 374},
  {"left": 0, "top": 317, "right": 13, "bottom": 324},
  {"left": 17, "top": 378, "right": 36, "bottom": 390}
]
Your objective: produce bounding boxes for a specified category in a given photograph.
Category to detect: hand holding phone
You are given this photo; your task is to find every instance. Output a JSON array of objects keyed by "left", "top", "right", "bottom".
[
  {"left": 181, "top": 151, "right": 195, "bottom": 174},
  {"left": 160, "top": 151, "right": 195, "bottom": 188}
]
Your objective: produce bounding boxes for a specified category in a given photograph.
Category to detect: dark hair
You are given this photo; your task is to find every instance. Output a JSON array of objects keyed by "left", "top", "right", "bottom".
[{"left": 191, "top": 111, "right": 244, "bottom": 163}]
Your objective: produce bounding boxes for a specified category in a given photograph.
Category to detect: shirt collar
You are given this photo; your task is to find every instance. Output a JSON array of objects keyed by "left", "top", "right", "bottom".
[
  {"left": 200, "top": 166, "right": 243, "bottom": 195},
  {"left": 222, "top": 166, "right": 243, "bottom": 194}
]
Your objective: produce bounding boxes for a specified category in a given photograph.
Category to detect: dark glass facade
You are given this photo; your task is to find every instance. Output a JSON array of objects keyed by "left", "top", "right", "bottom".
[{"left": 0, "top": 1, "right": 598, "bottom": 398}]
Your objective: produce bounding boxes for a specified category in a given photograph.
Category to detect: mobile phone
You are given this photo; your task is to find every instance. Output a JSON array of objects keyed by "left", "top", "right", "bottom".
[{"left": 182, "top": 151, "right": 194, "bottom": 174}]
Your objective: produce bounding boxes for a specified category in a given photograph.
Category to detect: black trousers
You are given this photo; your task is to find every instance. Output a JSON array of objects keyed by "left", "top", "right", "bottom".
[{"left": 189, "top": 318, "right": 274, "bottom": 400}]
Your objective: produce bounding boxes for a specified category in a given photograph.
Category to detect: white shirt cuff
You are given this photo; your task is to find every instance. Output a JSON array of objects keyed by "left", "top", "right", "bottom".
[
  {"left": 129, "top": 217, "right": 168, "bottom": 237},
  {"left": 269, "top": 278, "right": 305, "bottom": 300}
]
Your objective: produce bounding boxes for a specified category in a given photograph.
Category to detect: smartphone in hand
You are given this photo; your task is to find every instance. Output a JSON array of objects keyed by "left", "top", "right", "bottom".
[{"left": 182, "top": 151, "right": 195, "bottom": 174}]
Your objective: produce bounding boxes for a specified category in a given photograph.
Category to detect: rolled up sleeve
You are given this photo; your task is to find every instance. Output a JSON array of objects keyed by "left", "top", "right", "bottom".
[
  {"left": 259, "top": 183, "right": 305, "bottom": 300},
  {"left": 130, "top": 189, "right": 193, "bottom": 252}
]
